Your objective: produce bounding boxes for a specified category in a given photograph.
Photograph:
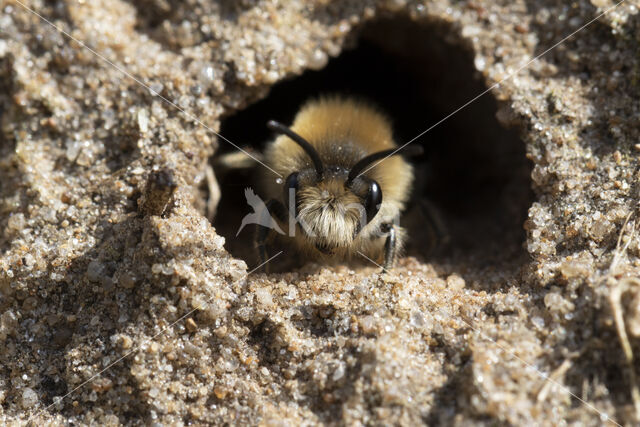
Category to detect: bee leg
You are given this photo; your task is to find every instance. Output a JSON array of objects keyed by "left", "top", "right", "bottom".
[
  {"left": 255, "top": 199, "right": 287, "bottom": 273},
  {"left": 419, "top": 198, "right": 449, "bottom": 255},
  {"left": 205, "top": 164, "right": 220, "bottom": 222},
  {"left": 382, "top": 223, "right": 397, "bottom": 271}
]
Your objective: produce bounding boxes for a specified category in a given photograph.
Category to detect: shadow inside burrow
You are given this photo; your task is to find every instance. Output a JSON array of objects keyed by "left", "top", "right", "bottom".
[{"left": 211, "top": 16, "right": 534, "bottom": 281}]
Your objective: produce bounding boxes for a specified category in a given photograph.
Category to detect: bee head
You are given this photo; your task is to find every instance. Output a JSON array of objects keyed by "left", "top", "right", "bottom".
[
  {"left": 267, "top": 120, "right": 420, "bottom": 254},
  {"left": 284, "top": 168, "right": 381, "bottom": 254}
]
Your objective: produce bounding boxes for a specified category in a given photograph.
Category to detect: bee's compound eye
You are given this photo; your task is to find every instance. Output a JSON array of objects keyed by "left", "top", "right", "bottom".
[
  {"left": 283, "top": 172, "right": 300, "bottom": 213},
  {"left": 364, "top": 180, "right": 382, "bottom": 224}
]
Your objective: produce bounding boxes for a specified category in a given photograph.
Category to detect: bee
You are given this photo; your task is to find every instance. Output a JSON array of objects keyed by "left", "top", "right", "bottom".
[{"left": 253, "top": 97, "right": 422, "bottom": 270}]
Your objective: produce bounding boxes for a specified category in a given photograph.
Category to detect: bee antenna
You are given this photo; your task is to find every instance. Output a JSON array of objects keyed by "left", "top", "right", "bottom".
[
  {"left": 346, "top": 145, "right": 423, "bottom": 186},
  {"left": 267, "top": 120, "right": 324, "bottom": 180}
]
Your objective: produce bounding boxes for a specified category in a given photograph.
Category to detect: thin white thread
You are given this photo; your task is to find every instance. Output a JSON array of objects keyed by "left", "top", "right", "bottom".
[
  {"left": 27, "top": 251, "right": 283, "bottom": 422},
  {"left": 357, "top": 0, "right": 628, "bottom": 178},
  {"left": 356, "top": 250, "right": 621, "bottom": 426},
  {"left": 12, "top": 0, "right": 282, "bottom": 178}
]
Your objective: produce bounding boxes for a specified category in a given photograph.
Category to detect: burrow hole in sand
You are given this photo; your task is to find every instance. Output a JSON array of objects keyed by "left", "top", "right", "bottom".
[{"left": 210, "top": 16, "right": 533, "bottom": 277}]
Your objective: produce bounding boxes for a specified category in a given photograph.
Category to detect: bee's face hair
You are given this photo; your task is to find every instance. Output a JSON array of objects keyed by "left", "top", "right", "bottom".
[{"left": 296, "top": 178, "right": 366, "bottom": 254}]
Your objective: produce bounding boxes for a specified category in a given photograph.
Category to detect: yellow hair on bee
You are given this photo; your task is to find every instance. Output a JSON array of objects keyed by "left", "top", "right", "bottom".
[
  {"left": 291, "top": 97, "right": 395, "bottom": 152},
  {"left": 265, "top": 97, "right": 413, "bottom": 208},
  {"left": 296, "top": 180, "right": 362, "bottom": 251}
]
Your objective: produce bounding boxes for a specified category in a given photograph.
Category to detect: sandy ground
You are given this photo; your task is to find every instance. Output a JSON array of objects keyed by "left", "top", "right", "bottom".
[{"left": 2, "top": 0, "right": 640, "bottom": 425}]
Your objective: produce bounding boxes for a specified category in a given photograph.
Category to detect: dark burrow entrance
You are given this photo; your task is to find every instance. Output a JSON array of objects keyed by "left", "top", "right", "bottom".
[{"left": 211, "top": 16, "right": 533, "bottom": 278}]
